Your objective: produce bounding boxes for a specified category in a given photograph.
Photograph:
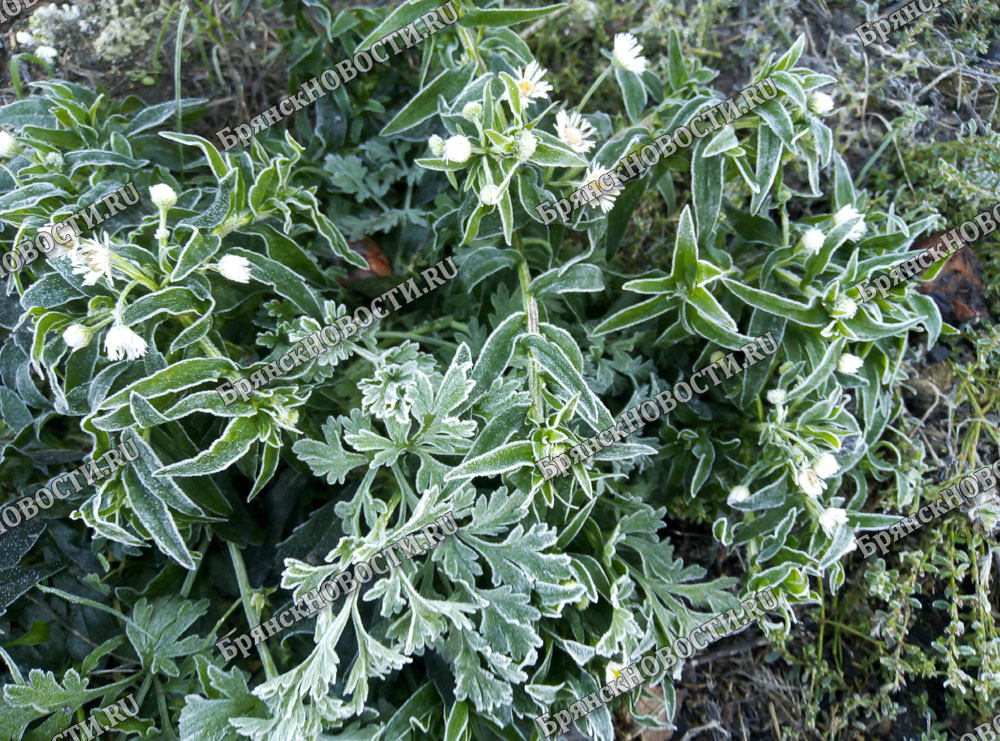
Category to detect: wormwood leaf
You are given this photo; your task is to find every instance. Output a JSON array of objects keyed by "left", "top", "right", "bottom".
[
  {"left": 460, "top": 523, "right": 576, "bottom": 594},
  {"left": 3, "top": 668, "right": 92, "bottom": 713},
  {"left": 293, "top": 417, "right": 368, "bottom": 485}
]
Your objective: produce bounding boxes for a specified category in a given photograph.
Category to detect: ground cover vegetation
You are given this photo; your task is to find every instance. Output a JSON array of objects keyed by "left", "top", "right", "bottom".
[{"left": 0, "top": 0, "right": 997, "bottom": 739}]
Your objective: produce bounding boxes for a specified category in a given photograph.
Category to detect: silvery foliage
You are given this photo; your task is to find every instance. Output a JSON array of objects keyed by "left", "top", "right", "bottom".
[{"left": 0, "top": 2, "right": 944, "bottom": 740}]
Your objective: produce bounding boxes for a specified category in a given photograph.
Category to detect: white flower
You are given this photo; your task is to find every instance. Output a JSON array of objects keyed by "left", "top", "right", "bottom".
[
  {"left": 217, "top": 254, "right": 252, "bottom": 283},
  {"left": 35, "top": 45, "right": 58, "bottom": 64},
  {"left": 837, "top": 353, "right": 864, "bottom": 374},
  {"left": 612, "top": 33, "right": 647, "bottom": 74},
  {"left": 728, "top": 485, "right": 751, "bottom": 506},
  {"left": 45, "top": 151, "right": 64, "bottom": 169},
  {"left": 37, "top": 224, "right": 77, "bottom": 259},
  {"left": 555, "top": 110, "right": 596, "bottom": 154},
  {"left": 796, "top": 465, "right": 826, "bottom": 498},
  {"left": 809, "top": 92, "right": 834, "bottom": 115},
  {"left": 15, "top": 31, "right": 35, "bottom": 47},
  {"left": 149, "top": 183, "right": 177, "bottom": 210},
  {"left": 580, "top": 165, "right": 622, "bottom": 214},
  {"left": 428, "top": 135, "right": 445, "bottom": 156},
  {"left": 814, "top": 453, "right": 840, "bottom": 480},
  {"left": 442, "top": 135, "right": 472, "bottom": 164},
  {"left": 819, "top": 507, "right": 848, "bottom": 538},
  {"left": 834, "top": 204, "right": 867, "bottom": 241},
  {"left": 605, "top": 660, "right": 624, "bottom": 685},
  {"left": 766, "top": 389, "right": 787, "bottom": 406},
  {"left": 832, "top": 295, "right": 858, "bottom": 320},
  {"left": 461, "top": 101, "right": 483, "bottom": 121},
  {"left": 480, "top": 185, "right": 501, "bottom": 206},
  {"left": 514, "top": 61, "right": 553, "bottom": 101},
  {"left": 104, "top": 324, "right": 148, "bottom": 361},
  {"left": 514, "top": 130, "right": 537, "bottom": 162},
  {"left": 71, "top": 234, "right": 114, "bottom": 286},
  {"left": 801, "top": 227, "right": 825, "bottom": 253},
  {"left": 0, "top": 131, "right": 17, "bottom": 158},
  {"left": 62, "top": 324, "right": 90, "bottom": 350}
]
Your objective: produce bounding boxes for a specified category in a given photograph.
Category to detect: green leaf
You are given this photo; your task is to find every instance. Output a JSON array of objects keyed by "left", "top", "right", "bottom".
[
  {"left": 155, "top": 417, "right": 260, "bottom": 478},
  {"left": 123, "top": 466, "right": 197, "bottom": 569},
  {"left": 101, "top": 358, "right": 237, "bottom": 410},
  {"left": 180, "top": 666, "right": 263, "bottom": 741},
  {"left": 355, "top": 0, "right": 445, "bottom": 50},
  {"left": 530, "top": 264, "right": 603, "bottom": 296},
  {"left": 381, "top": 66, "right": 477, "bottom": 137},
  {"left": 529, "top": 130, "right": 588, "bottom": 168},
  {"left": 292, "top": 416, "right": 368, "bottom": 485},
  {"left": 170, "top": 231, "right": 222, "bottom": 282},
  {"left": 592, "top": 296, "right": 671, "bottom": 335},
  {"left": 225, "top": 247, "right": 324, "bottom": 318},
  {"left": 722, "top": 278, "right": 828, "bottom": 326},
  {"left": 159, "top": 132, "right": 230, "bottom": 179},
  {"left": 445, "top": 441, "right": 536, "bottom": 481},
  {"left": 672, "top": 205, "right": 699, "bottom": 286},
  {"left": 614, "top": 67, "right": 646, "bottom": 123},
  {"left": 520, "top": 334, "right": 613, "bottom": 429},
  {"left": 459, "top": 3, "right": 562, "bottom": 26},
  {"left": 468, "top": 311, "right": 525, "bottom": 406}
]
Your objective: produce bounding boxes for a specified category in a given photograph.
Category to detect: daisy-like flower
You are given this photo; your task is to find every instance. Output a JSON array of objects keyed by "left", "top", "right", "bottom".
[
  {"left": 605, "top": 660, "right": 624, "bottom": 685},
  {"left": 105, "top": 324, "right": 148, "bottom": 361},
  {"left": 37, "top": 224, "right": 77, "bottom": 259},
  {"left": 580, "top": 165, "right": 622, "bottom": 214},
  {"left": 62, "top": 324, "right": 91, "bottom": 350},
  {"left": 809, "top": 92, "right": 834, "bottom": 115},
  {"left": 15, "top": 31, "right": 35, "bottom": 47},
  {"left": 480, "top": 185, "right": 502, "bottom": 206},
  {"left": 514, "top": 61, "right": 553, "bottom": 101},
  {"left": 149, "top": 183, "right": 177, "bottom": 210},
  {"left": 35, "top": 45, "right": 58, "bottom": 64},
  {"left": 819, "top": 507, "right": 848, "bottom": 538},
  {"left": 513, "top": 130, "right": 537, "bottom": 162},
  {"left": 71, "top": 234, "right": 114, "bottom": 286},
  {"left": 837, "top": 353, "right": 864, "bottom": 374},
  {"left": 612, "top": 33, "right": 647, "bottom": 74},
  {"left": 814, "top": 453, "right": 839, "bottom": 480},
  {"left": 428, "top": 135, "right": 445, "bottom": 157},
  {"left": 555, "top": 110, "right": 596, "bottom": 154},
  {"left": 217, "top": 254, "right": 252, "bottom": 283},
  {"left": 832, "top": 295, "right": 858, "bottom": 320},
  {"left": 0, "top": 131, "right": 17, "bottom": 158},
  {"left": 834, "top": 204, "right": 867, "bottom": 241},
  {"left": 728, "top": 485, "right": 751, "bottom": 507},
  {"left": 442, "top": 135, "right": 472, "bottom": 164},
  {"left": 796, "top": 465, "right": 826, "bottom": 498},
  {"left": 801, "top": 227, "right": 825, "bottom": 253}
]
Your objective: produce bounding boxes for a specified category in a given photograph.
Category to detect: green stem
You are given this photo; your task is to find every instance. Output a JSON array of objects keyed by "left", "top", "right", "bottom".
[
  {"left": 227, "top": 541, "right": 277, "bottom": 680},
  {"left": 577, "top": 66, "right": 613, "bottom": 114},
  {"left": 180, "top": 530, "right": 212, "bottom": 599},
  {"left": 375, "top": 331, "right": 457, "bottom": 349},
  {"left": 154, "top": 677, "right": 179, "bottom": 741},
  {"left": 513, "top": 233, "right": 544, "bottom": 424}
]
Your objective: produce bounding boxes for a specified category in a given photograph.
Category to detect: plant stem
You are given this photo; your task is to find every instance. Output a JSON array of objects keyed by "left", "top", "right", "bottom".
[
  {"left": 577, "top": 66, "right": 613, "bottom": 114},
  {"left": 513, "top": 233, "right": 544, "bottom": 424},
  {"left": 227, "top": 541, "right": 277, "bottom": 680}
]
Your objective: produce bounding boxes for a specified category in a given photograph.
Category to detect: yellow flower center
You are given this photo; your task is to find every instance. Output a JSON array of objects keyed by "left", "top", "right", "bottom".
[
  {"left": 518, "top": 80, "right": 534, "bottom": 96},
  {"left": 564, "top": 128, "right": 583, "bottom": 147}
]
